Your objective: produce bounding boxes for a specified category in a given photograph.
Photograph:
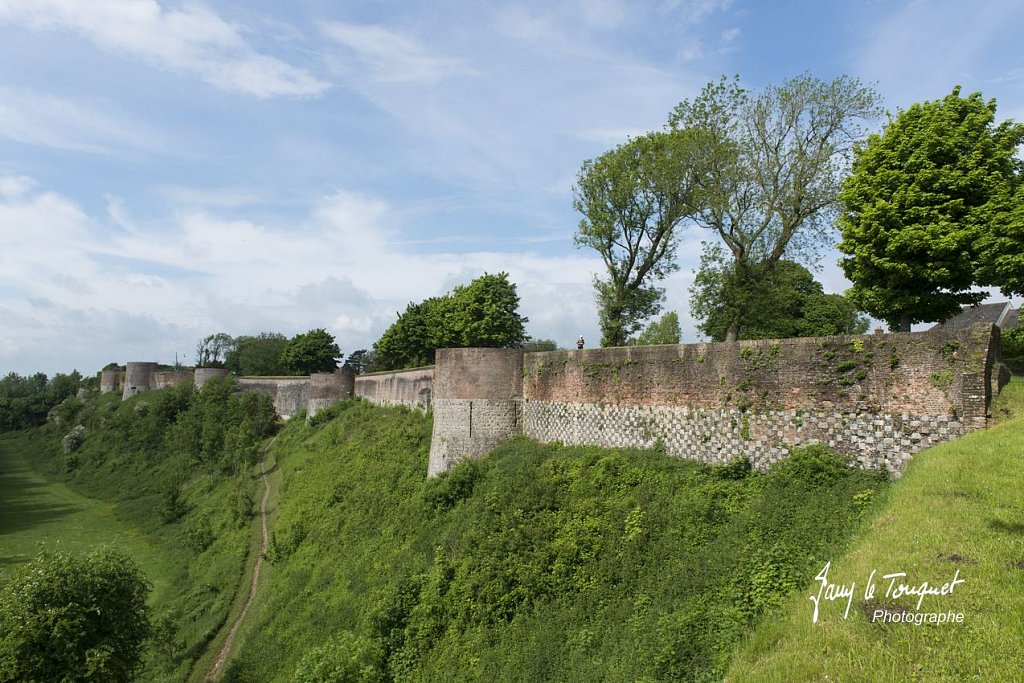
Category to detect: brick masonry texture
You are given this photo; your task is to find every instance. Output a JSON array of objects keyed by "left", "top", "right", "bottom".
[
  {"left": 426, "top": 324, "right": 998, "bottom": 477},
  {"left": 308, "top": 370, "right": 355, "bottom": 419}
]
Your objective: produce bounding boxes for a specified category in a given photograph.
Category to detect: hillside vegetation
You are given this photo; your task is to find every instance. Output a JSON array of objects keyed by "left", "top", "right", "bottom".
[
  {"left": 223, "top": 400, "right": 886, "bottom": 682},
  {"left": 0, "top": 379, "right": 277, "bottom": 682},
  {"left": 10, "top": 380, "right": 1019, "bottom": 681},
  {"left": 726, "top": 378, "right": 1024, "bottom": 681}
]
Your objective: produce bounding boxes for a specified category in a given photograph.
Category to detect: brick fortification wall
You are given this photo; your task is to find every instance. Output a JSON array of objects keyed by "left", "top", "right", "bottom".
[
  {"left": 237, "top": 377, "right": 310, "bottom": 419},
  {"left": 427, "top": 349, "right": 524, "bottom": 477},
  {"left": 355, "top": 367, "right": 434, "bottom": 412},
  {"left": 427, "top": 324, "right": 998, "bottom": 477}
]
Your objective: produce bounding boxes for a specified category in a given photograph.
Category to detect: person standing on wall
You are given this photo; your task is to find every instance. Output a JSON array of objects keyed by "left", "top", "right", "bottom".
[{"left": 577, "top": 335, "right": 585, "bottom": 350}]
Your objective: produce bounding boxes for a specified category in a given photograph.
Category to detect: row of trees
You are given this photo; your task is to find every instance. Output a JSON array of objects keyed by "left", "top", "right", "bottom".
[
  {"left": 0, "top": 370, "right": 84, "bottom": 433},
  {"left": 194, "top": 328, "right": 344, "bottom": 376},
  {"left": 574, "top": 75, "right": 1022, "bottom": 343}
]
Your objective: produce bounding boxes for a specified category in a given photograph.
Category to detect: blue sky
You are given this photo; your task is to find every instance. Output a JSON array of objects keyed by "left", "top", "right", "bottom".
[{"left": 1, "top": 0, "right": 1022, "bottom": 376}]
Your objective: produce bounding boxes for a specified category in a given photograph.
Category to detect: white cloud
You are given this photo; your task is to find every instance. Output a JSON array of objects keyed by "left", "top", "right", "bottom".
[
  {"left": 0, "top": 173, "right": 609, "bottom": 373},
  {"left": 0, "top": 86, "right": 165, "bottom": 154},
  {"left": 323, "top": 21, "right": 473, "bottom": 84},
  {"left": 0, "top": 174, "right": 35, "bottom": 198},
  {"left": 0, "top": 0, "right": 328, "bottom": 97}
]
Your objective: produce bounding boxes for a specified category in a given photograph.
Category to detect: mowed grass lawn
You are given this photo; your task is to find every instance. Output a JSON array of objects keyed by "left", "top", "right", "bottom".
[
  {"left": 726, "top": 378, "right": 1024, "bottom": 682},
  {"left": 0, "top": 431, "right": 178, "bottom": 603}
]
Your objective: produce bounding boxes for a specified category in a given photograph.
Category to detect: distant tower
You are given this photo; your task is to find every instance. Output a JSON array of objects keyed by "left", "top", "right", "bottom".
[
  {"left": 122, "top": 362, "right": 158, "bottom": 400},
  {"left": 99, "top": 368, "right": 122, "bottom": 394}
]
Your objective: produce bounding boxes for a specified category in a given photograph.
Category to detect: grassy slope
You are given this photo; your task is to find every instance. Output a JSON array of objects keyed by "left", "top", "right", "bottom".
[
  {"left": 224, "top": 399, "right": 887, "bottom": 682},
  {"left": 726, "top": 378, "right": 1024, "bottom": 682},
  {"left": 0, "top": 430, "right": 175, "bottom": 602},
  {"left": 1, "top": 388, "right": 262, "bottom": 683}
]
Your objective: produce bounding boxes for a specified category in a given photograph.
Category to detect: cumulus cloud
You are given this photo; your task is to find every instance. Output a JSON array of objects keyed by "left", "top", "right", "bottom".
[
  {"left": 0, "top": 0, "right": 328, "bottom": 97},
  {"left": 0, "top": 174, "right": 606, "bottom": 373}
]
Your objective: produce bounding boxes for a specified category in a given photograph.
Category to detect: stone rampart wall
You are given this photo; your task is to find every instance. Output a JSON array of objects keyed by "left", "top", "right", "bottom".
[
  {"left": 425, "top": 324, "right": 997, "bottom": 477},
  {"left": 237, "top": 377, "right": 310, "bottom": 419},
  {"left": 355, "top": 367, "right": 435, "bottom": 412}
]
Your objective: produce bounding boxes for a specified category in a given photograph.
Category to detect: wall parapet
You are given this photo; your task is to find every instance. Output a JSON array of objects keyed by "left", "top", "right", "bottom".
[
  {"left": 427, "top": 324, "right": 1000, "bottom": 477},
  {"left": 355, "top": 367, "right": 434, "bottom": 412}
]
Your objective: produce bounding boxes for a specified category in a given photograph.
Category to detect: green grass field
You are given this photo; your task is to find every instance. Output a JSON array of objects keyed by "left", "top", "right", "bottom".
[
  {"left": 725, "top": 378, "right": 1024, "bottom": 681},
  {"left": 0, "top": 430, "right": 178, "bottom": 605}
]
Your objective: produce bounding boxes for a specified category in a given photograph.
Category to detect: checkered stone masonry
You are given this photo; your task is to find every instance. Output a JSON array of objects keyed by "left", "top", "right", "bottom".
[
  {"left": 523, "top": 401, "right": 968, "bottom": 476},
  {"left": 429, "top": 398, "right": 521, "bottom": 476},
  {"left": 425, "top": 324, "right": 1001, "bottom": 478}
]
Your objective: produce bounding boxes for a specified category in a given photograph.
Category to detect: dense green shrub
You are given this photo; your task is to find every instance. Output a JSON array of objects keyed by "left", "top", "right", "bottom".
[
  {"left": 0, "top": 548, "right": 151, "bottom": 683},
  {"left": 292, "top": 630, "right": 385, "bottom": 683}
]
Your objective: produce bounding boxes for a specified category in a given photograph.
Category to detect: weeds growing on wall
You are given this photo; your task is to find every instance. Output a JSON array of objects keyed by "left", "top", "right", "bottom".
[{"left": 225, "top": 401, "right": 887, "bottom": 683}]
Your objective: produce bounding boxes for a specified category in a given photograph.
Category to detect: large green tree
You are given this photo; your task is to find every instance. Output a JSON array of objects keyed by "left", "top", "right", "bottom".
[
  {"left": 670, "top": 74, "right": 881, "bottom": 341},
  {"left": 225, "top": 332, "right": 290, "bottom": 376},
  {"left": 691, "top": 246, "right": 868, "bottom": 341},
  {"left": 838, "top": 87, "right": 1024, "bottom": 330},
  {"left": 0, "top": 548, "right": 151, "bottom": 682},
  {"left": 282, "top": 328, "right": 342, "bottom": 375},
  {"left": 373, "top": 273, "right": 528, "bottom": 371},
  {"left": 573, "top": 130, "right": 702, "bottom": 347},
  {"left": 635, "top": 311, "right": 682, "bottom": 345}
]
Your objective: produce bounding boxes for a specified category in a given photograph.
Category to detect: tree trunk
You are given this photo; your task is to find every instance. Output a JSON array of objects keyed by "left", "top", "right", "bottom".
[
  {"left": 725, "top": 323, "right": 740, "bottom": 342},
  {"left": 899, "top": 313, "right": 912, "bottom": 333}
]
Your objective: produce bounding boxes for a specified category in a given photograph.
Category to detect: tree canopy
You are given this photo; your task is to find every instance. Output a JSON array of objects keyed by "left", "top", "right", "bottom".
[
  {"left": 838, "top": 87, "right": 1024, "bottom": 330},
  {"left": 374, "top": 272, "right": 528, "bottom": 371},
  {"left": 670, "top": 74, "right": 881, "bottom": 341},
  {"left": 0, "top": 370, "right": 84, "bottom": 433},
  {"left": 225, "top": 332, "right": 290, "bottom": 376},
  {"left": 0, "top": 548, "right": 151, "bottom": 682},
  {"left": 342, "top": 349, "right": 373, "bottom": 375},
  {"left": 195, "top": 332, "right": 235, "bottom": 368},
  {"left": 635, "top": 311, "right": 682, "bottom": 346},
  {"left": 691, "top": 247, "right": 868, "bottom": 341},
  {"left": 573, "top": 130, "right": 701, "bottom": 347},
  {"left": 282, "top": 329, "right": 342, "bottom": 375}
]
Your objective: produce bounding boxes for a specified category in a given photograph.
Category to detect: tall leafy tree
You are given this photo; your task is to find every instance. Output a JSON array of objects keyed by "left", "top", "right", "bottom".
[
  {"left": 374, "top": 297, "right": 449, "bottom": 371},
  {"left": 839, "top": 87, "right": 1024, "bottom": 330},
  {"left": 342, "top": 349, "right": 373, "bottom": 375},
  {"left": 282, "top": 328, "right": 341, "bottom": 375},
  {"left": 447, "top": 272, "right": 528, "bottom": 348},
  {"left": 691, "top": 247, "right": 868, "bottom": 341},
  {"left": 373, "top": 273, "right": 528, "bottom": 371},
  {"left": 670, "top": 74, "right": 881, "bottom": 341},
  {"left": 573, "top": 130, "right": 703, "bottom": 346},
  {"left": 0, "top": 548, "right": 151, "bottom": 682}
]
